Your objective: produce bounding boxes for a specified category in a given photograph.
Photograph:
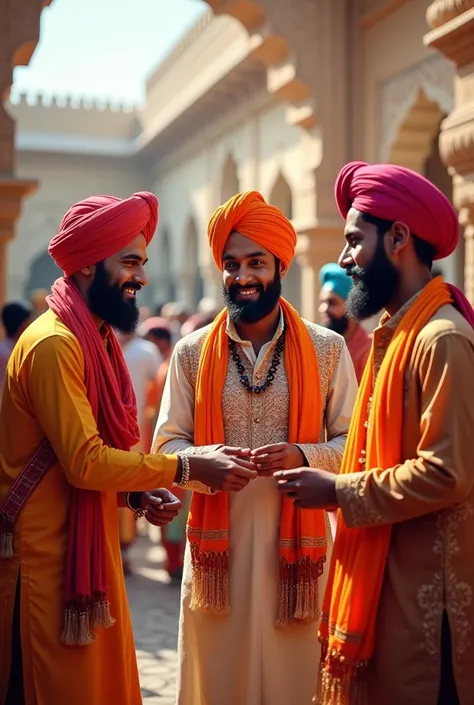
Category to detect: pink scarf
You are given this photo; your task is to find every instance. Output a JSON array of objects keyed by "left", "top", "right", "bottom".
[{"left": 47, "top": 277, "right": 140, "bottom": 645}]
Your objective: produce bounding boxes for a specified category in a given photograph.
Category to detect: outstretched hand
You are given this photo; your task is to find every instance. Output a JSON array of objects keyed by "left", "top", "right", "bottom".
[{"left": 275, "top": 468, "right": 338, "bottom": 509}]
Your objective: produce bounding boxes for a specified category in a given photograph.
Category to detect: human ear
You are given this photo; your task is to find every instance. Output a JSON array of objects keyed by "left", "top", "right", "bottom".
[
  {"left": 279, "top": 260, "right": 288, "bottom": 279},
  {"left": 79, "top": 264, "right": 94, "bottom": 277},
  {"left": 390, "top": 221, "right": 411, "bottom": 254}
]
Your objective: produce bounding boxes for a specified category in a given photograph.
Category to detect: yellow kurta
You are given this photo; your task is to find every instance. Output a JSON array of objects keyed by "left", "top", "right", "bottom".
[
  {"left": 0, "top": 310, "right": 178, "bottom": 705},
  {"left": 336, "top": 301, "right": 474, "bottom": 705}
]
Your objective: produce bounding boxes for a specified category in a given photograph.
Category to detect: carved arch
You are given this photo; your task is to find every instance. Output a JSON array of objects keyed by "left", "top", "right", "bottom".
[{"left": 220, "top": 154, "right": 240, "bottom": 203}]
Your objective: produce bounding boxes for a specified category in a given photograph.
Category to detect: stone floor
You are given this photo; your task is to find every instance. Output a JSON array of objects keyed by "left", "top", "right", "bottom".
[{"left": 126, "top": 531, "right": 181, "bottom": 705}]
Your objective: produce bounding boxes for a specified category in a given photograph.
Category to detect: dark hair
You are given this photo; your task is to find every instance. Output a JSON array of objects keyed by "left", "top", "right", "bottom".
[
  {"left": 361, "top": 212, "right": 436, "bottom": 270},
  {"left": 148, "top": 327, "right": 172, "bottom": 343},
  {"left": 1, "top": 302, "right": 32, "bottom": 338}
]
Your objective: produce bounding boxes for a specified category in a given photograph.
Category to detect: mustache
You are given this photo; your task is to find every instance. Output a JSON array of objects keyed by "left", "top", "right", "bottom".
[
  {"left": 121, "top": 281, "right": 142, "bottom": 292},
  {"left": 345, "top": 266, "right": 365, "bottom": 279}
]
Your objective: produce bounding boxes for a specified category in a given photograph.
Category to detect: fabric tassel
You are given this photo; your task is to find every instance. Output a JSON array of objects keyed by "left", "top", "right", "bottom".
[
  {"left": 91, "top": 596, "right": 115, "bottom": 629},
  {"left": 61, "top": 606, "right": 95, "bottom": 646},
  {"left": 0, "top": 515, "right": 14, "bottom": 559},
  {"left": 276, "top": 556, "right": 325, "bottom": 626},
  {"left": 189, "top": 544, "right": 230, "bottom": 615},
  {"left": 316, "top": 642, "right": 368, "bottom": 705}
]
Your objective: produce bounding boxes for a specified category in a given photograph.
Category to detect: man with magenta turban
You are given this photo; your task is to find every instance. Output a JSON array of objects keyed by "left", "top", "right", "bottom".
[
  {"left": 0, "top": 192, "right": 259, "bottom": 705},
  {"left": 154, "top": 191, "right": 358, "bottom": 705},
  {"left": 277, "top": 163, "right": 474, "bottom": 705}
]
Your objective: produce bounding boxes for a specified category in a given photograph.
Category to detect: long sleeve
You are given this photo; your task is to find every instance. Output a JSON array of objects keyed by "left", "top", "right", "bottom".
[
  {"left": 152, "top": 345, "right": 219, "bottom": 494},
  {"left": 296, "top": 342, "right": 358, "bottom": 473},
  {"left": 336, "top": 331, "right": 474, "bottom": 528},
  {"left": 25, "top": 333, "right": 178, "bottom": 492}
]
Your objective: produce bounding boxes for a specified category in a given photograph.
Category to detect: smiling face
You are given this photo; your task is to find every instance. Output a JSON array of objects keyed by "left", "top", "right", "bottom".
[
  {"left": 221, "top": 231, "right": 285, "bottom": 324},
  {"left": 87, "top": 233, "right": 148, "bottom": 333},
  {"left": 338, "top": 208, "right": 400, "bottom": 320}
]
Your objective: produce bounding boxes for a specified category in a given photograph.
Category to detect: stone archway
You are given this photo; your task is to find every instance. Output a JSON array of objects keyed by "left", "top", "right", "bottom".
[
  {"left": 220, "top": 154, "right": 240, "bottom": 203},
  {"left": 181, "top": 216, "right": 204, "bottom": 309},
  {"left": 25, "top": 248, "right": 62, "bottom": 298},
  {"left": 385, "top": 86, "right": 464, "bottom": 288},
  {"left": 268, "top": 171, "right": 302, "bottom": 312}
]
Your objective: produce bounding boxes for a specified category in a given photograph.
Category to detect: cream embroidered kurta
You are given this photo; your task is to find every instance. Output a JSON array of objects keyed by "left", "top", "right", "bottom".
[
  {"left": 336, "top": 301, "right": 474, "bottom": 705},
  {"left": 154, "top": 313, "right": 358, "bottom": 705}
]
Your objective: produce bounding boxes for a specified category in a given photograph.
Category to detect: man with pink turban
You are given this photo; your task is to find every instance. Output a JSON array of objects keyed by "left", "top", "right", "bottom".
[
  {"left": 0, "top": 192, "right": 258, "bottom": 705},
  {"left": 276, "top": 162, "right": 474, "bottom": 705},
  {"left": 154, "top": 191, "right": 358, "bottom": 705}
]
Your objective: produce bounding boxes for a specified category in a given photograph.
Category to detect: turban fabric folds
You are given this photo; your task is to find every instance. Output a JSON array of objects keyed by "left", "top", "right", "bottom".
[
  {"left": 320, "top": 262, "right": 352, "bottom": 301},
  {"left": 335, "top": 161, "right": 459, "bottom": 260},
  {"left": 49, "top": 192, "right": 159, "bottom": 276},
  {"left": 208, "top": 191, "right": 297, "bottom": 270}
]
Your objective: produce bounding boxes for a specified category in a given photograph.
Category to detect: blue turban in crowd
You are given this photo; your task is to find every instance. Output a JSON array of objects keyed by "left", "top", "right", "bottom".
[{"left": 319, "top": 263, "right": 352, "bottom": 301}]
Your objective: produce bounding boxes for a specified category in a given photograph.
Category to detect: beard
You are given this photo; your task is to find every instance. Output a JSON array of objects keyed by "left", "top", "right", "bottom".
[
  {"left": 87, "top": 261, "right": 140, "bottom": 334},
  {"left": 325, "top": 314, "right": 349, "bottom": 336},
  {"left": 346, "top": 237, "right": 400, "bottom": 321},
  {"left": 222, "top": 270, "right": 282, "bottom": 324}
]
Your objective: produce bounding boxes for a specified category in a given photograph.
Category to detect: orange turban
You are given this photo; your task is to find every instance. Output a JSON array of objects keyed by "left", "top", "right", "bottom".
[
  {"left": 208, "top": 191, "right": 296, "bottom": 270},
  {"left": 49, "top": 192, "right": 158, "bottom": 276},
  {"left": 335, "top": 161, "right": 459, "bottom": 260}
]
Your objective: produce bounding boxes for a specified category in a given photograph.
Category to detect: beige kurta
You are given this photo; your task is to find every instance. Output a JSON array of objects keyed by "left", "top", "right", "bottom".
[
  {"left": 336, "top": 300, "right": 474, "bottom": 705},
  {"left": 154, "top": 312, "right": 358, "bottom": 705}
]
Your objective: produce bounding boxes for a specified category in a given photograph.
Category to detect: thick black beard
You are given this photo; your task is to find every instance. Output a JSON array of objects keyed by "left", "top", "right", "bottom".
[
  {"left": 346, "top": 236, "right": 400, "bottom": 321},
  {"left": 222, "top": 270, "right": 282, "bottom": 324},
  {"left": 325, "top": 315, "right": 349, "bottom": 336},
  {"left": 87, "top": 261, "right": 140, "bottom": 334}
]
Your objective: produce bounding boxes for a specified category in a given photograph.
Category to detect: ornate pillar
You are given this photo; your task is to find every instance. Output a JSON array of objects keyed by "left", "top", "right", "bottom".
[
  {"left": 0, "top": 0, "right": 49, "bottom": 309},
  {"left": 424, "top": 1, "right": 474, "bottom": 300},
  {"left": 296, "top": 228, "right": 344, "bottom": 322}
]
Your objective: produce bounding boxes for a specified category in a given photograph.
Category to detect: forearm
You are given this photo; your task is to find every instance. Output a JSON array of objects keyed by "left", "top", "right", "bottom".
[
  {"left": 336, "top": 457, "right": 473, "bottom": 529},
  {"left": 64, "top": 442, "right": 178, "bottom": 492}
]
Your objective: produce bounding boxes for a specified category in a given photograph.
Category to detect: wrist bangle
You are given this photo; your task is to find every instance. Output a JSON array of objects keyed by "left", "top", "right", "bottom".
[
  {"left": 177, "top": 453, "right": 190, "bottom": 487},
  {"left": 125, "top": 492, "right": 145, "bottom": 520}
]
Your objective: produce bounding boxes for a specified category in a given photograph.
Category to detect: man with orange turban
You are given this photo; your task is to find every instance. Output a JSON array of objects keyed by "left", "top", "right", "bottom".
[
  {"left": 154, "top": 190, "right": 358, "bottom": 705},
  {"left": 277, "top": 162, "right": 474, "bottom": 705},
  {"left": 0, "top": 192, "right": 258, "bottom": 705}
]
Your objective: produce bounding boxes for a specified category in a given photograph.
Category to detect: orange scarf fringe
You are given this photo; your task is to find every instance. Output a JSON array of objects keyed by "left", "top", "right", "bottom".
[
  {"left": 188, "top": 298, "right": 327, "bottom": 625},
  {"left": 317, "top": 276, "right": 453, "bottom": 704}
]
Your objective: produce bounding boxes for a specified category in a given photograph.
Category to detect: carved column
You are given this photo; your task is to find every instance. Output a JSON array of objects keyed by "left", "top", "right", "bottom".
[
  {"left": 424, "top": 1, "right": 474, "bottom": 300},
  {"left": 0, "top": 0, "right": 49, "bottom": 309},
  {"left": 296, "top": 229, "right": 344, "bottom": 322}
]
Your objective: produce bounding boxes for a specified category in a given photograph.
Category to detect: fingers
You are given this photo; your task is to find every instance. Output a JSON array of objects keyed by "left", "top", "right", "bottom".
[
  {"left": 274, "top": 469, "right": 304, "bottom": 482},
  {"left": 253, "top": 452, "right": 286, "bottom": 470},
  {"left": 251, "top": 443, "right": 286, "bottom": 457},
  {"left": 232, "top": 457, "right": 258, "bottom": 471},
  {"left": 231, "top": 465, "right": 258, "bottom": 480},
  {"left": 222, "top": 446, "right": 251, "bottom": 457}
]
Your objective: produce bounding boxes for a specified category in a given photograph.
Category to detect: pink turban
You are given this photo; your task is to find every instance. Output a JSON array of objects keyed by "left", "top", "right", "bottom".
[
  {"left": 335, "top": 161, "right": 459, "bottom": 260},
  {"left": 49, "top": 191, "right": 158, "bottom": 275},
  {"left": 208, "top": 191, "right": 297, "bottom": 271}
]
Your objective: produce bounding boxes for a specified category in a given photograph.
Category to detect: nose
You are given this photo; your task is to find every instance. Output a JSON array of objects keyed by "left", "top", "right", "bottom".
[
  {"left": 133, "top": 266, "right": 148, "bottom": 288},
  {"left": 338, "top": 245, "right": 353, "bottom": 270},
  {"left": 235, "top": 266, "right": 253, "bottom": 286}
]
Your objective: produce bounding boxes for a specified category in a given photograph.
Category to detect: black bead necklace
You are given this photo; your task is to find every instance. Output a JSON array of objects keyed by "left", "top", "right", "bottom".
[{"left": 229, "top": 331, "right": 285, "bottom": 394}]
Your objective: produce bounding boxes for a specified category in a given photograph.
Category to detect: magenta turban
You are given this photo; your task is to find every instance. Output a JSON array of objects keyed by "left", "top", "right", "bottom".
[
  {"left": 335, "top": 161, "right": 459, "bottom": 260},
  {"left": 48, "top": 191, "right": 158, "bottom": 276}
]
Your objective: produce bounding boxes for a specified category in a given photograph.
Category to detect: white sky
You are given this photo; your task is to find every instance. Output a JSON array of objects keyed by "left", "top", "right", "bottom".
[{"left": 11, "top": 0, "right": 208, "bottom": 104}]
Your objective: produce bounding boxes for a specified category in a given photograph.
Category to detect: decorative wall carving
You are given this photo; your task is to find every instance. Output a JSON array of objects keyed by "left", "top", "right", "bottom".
[{"left": 380, "top": 55, "right": 454, "bottom": 161}]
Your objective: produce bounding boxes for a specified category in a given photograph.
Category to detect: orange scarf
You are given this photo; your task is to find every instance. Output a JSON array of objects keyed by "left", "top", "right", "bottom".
[
  {"left": 188, "top": 298, "right": 327, "bottom": 624},
  {"left": 318, "top": 276, "right": 453, "bottom": 703}
]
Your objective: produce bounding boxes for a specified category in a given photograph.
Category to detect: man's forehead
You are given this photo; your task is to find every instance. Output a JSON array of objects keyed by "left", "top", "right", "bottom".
[
  {"left": 223, "top": 230, "right": 270, "bottom": 257},
  {"left": 320, "top": 284, "right": 344, "bottom": 304},
  {"left": 117, "top": 232, "right": 147, "bottom": 258},
  {"left": 344, "top": 207, "right": 365, "bottom": 233}
]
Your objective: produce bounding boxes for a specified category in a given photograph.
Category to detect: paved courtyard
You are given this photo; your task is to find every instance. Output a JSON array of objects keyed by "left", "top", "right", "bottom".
[{"left": 126, "top": 531, "right": 181, "bottom": 705}]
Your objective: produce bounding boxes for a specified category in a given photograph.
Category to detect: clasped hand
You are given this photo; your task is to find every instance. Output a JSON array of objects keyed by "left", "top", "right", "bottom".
[{"left": 140, "top": 489, "right": 182, "bottom": 527}]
